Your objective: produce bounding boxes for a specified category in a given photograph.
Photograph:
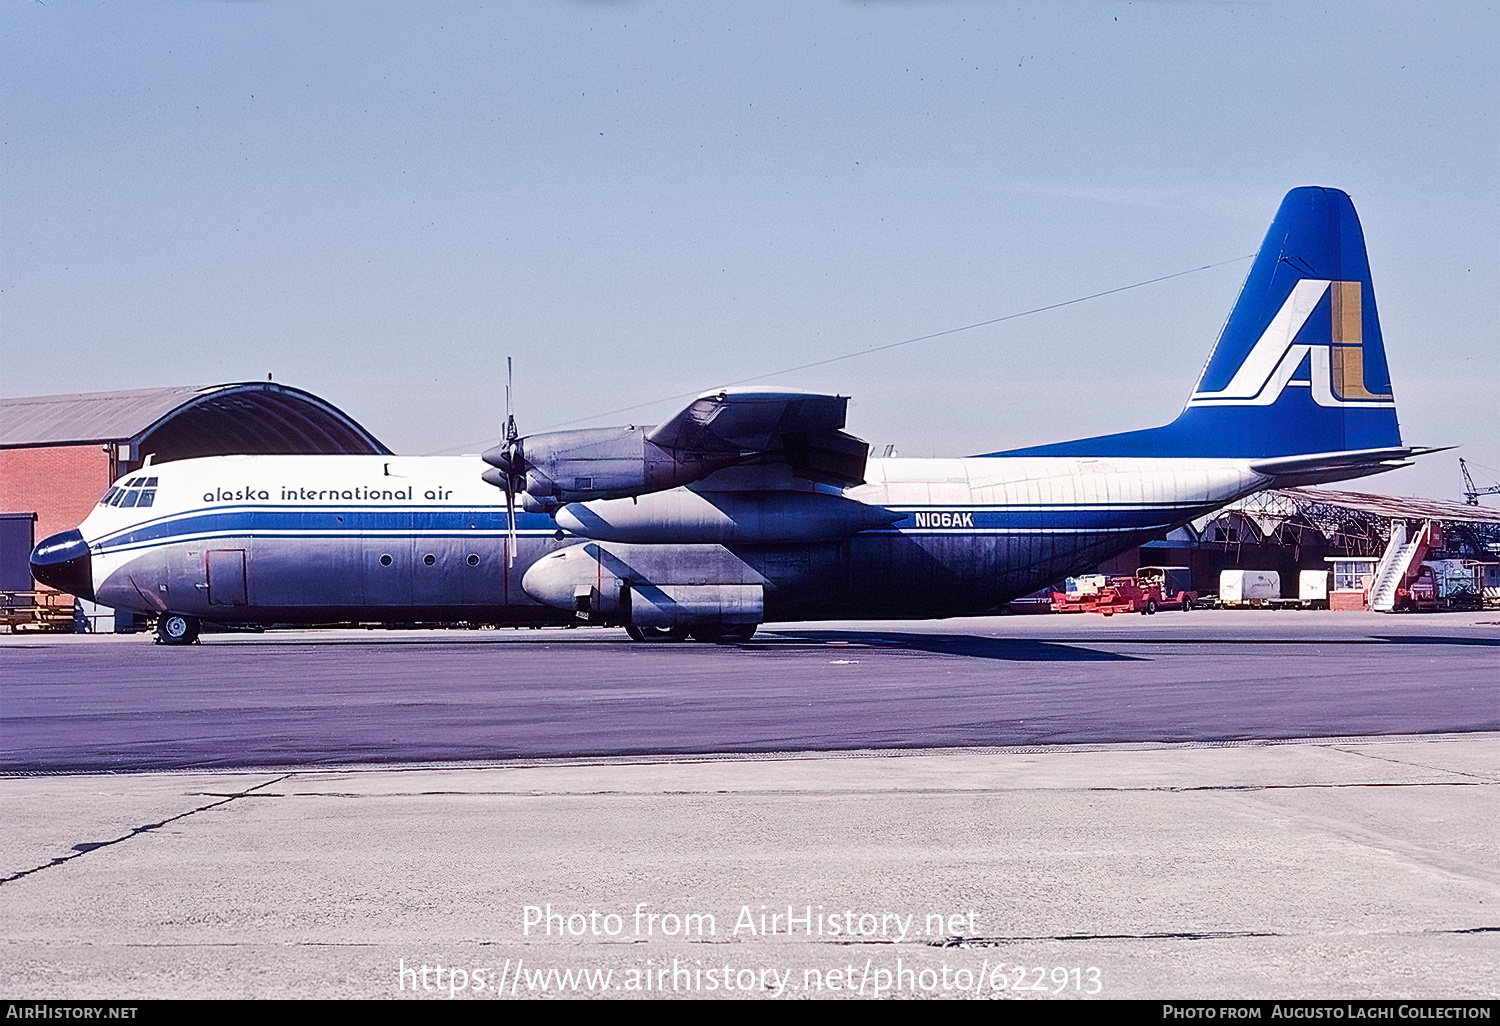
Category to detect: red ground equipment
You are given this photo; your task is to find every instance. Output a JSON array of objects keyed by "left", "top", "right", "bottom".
[
  {"left": 1051, "top": 566, "right": 1198, "bottom": 616},
  {"left": 1052, "top": 574, "right": 1148, "bottom": 616},
  {"left": 1135, "top": 565, "right": 1199, "bottom": 612}
]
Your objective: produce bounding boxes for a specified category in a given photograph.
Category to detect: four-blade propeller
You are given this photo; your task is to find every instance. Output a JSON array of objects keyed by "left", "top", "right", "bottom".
[{"left": 484, "top": 358, "right": 523, "bottom": 567}]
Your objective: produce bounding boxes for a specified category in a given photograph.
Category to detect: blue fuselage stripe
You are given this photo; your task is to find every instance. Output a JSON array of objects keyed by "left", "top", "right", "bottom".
[
  {"left": 92, "top": 501, "right": 1210, "bottom": 555},
  {"left": 94, "top": 506, "right": 547, "bottom": 552}
]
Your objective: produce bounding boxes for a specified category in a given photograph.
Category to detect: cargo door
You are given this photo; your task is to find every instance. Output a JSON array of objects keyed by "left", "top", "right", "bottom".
[{"left": 206, "top": 549, "right": 248, "bottom": 606}]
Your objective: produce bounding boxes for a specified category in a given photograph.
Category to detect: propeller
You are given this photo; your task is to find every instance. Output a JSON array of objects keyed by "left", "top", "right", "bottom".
[
  {"left": 500, "top": 358, "right": 521, "bottom": 566},
  {"left": 480, "top": 359, "right": 527, "bottom": 567}
]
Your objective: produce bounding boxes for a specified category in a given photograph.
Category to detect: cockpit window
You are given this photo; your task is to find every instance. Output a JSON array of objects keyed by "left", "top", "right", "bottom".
[{"left": 100, "top": 477, "right": 157, "bottom": 508}]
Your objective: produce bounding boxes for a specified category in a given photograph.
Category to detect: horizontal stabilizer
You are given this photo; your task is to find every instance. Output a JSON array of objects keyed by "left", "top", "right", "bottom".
[{"left": 1249, "top": 446, "right": 1452, "bottom": 487}]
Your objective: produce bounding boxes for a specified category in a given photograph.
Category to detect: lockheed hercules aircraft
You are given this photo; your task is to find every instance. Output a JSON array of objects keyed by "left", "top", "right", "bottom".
[{"left": 32, "top": 187, "right": 1435, "bottom": 644}]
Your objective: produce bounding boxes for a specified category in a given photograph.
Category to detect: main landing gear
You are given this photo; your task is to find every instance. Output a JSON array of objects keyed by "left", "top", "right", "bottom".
[
  {"left": 625, "top": 624, "right": 757, "bottom": 644},
  {"left": 625, "top": 625, "right": 691, "bottom": 642}
]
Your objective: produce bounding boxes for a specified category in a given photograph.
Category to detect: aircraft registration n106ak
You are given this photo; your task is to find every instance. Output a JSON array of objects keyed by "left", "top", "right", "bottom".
[{"left": 32, "top": 187, "right": 1440, "bottom": 645}]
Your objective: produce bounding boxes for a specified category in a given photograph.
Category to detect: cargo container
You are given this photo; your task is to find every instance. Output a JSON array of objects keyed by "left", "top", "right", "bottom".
[
  {"left": 1299, "top": 570, "right": 1330, "bottom": 609},
  {"left": 1219, "top": 569, "right": 1280, "bottom": 607}
]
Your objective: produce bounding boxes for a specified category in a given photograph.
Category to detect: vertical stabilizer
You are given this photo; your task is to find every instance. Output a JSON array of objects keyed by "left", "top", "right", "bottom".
[{"left": 987, "top": 187, "right": 1404, "bottom": 459}]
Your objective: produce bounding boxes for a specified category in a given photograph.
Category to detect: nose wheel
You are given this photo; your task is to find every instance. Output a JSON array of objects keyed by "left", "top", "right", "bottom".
[{"left": 155, "top": 613, "right": 200, "bottom": 645}]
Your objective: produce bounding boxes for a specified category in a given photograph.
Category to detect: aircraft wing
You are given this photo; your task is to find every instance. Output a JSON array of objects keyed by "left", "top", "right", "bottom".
[{"left": 647, "top": 389, "right": 870, "bottom": 488}]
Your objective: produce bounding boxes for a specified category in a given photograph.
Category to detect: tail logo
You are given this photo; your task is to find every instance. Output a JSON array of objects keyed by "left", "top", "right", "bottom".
[{"left": 1188, "top": 279, "right": 1395, "bottom": 409}]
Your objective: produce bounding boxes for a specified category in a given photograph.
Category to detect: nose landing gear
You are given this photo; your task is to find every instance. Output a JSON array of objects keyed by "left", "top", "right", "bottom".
[{"left": 155, "top": 613, "right": 200, "bottom": 645}]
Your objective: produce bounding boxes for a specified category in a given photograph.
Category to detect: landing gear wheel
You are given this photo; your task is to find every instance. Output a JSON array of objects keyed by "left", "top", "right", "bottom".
[
  {"left": 156, "top": 613, "right": 200, "bottom": 646},
  {"left": 689, "top": 624, "right": 758, "bottom": 644},
  {"left": 625, "top": 625, "right": 690, "bottom": 642}
]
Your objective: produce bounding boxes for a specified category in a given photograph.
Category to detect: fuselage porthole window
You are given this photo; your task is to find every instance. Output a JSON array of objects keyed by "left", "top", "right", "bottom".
[
  {"left": 380, "top": 554, "right": 393, "bottom": 567},
  {"left": 423, "top": 554, "right": 436, "bottom": 566},
  {"left": 467, "top": 554, "right": 480, "bottom": 567}
]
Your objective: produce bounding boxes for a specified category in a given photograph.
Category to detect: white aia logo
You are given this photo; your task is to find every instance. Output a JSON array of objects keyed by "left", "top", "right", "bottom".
[{"left": 1188, "top": 279, "right": 1395, "bottom": 409}]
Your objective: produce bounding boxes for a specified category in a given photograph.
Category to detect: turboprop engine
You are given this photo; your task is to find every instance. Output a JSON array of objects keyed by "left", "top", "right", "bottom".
[{"left": 481, "top": 425, "right": 738, "bottom": 512}]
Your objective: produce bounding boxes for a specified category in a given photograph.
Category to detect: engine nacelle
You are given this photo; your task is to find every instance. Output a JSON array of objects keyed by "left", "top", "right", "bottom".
[
  {"left": 556, "top": 489, "right": 900, "bottom": 544},
  {"left": 484, "top": 426, "right": 739, "bottom": 510}
]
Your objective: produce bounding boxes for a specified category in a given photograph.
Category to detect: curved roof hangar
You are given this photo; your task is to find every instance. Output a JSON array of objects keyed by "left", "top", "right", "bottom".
[{"left": 0, "top": 383, "right": 391, "bottom": 462}]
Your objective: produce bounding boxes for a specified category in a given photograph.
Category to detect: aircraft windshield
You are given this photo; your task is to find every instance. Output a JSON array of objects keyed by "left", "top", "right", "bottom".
[{"left": 99, "top": 477, "right": 157, "bottom": 509}]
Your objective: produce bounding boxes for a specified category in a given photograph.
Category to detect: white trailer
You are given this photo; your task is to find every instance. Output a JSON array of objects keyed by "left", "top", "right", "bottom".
[
  {"left": 1299, "top": 569, "right": 1330, "bottom": 609},
  {"left": 1219, "top": 569, "right": 1281, "bottom": 608}
]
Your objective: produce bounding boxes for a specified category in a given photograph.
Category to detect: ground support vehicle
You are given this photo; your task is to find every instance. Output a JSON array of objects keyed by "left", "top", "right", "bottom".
[
  {"left": 1395, "top": 561, "right": 1485, "bottom": 613},
  {"left": 1134, "top": 566, "right": 1199, "bottom": 612},
  {"left": 1051, "top": 571, "right": 1193, "bottom": 616}
]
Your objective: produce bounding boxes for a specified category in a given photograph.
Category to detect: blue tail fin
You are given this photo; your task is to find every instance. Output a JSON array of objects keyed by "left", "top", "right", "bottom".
[{"left": 987, "top": 187, "right": 1403, "bottom": 459}]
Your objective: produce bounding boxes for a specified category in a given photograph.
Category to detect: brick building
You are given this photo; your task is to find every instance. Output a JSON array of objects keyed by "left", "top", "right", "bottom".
[{"left": 0, "top": 383, "right": 389, "bottom": 601}]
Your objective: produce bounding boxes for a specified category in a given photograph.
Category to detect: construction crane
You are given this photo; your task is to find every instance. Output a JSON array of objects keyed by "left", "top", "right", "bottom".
[{"left": 1459, "top": 458, "right": 1500, "bottom": 506}]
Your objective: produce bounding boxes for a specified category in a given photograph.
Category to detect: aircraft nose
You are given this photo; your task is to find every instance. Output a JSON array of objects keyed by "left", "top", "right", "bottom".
[{"left": 30, "top": 529, "right": 94, "bottom": 602}]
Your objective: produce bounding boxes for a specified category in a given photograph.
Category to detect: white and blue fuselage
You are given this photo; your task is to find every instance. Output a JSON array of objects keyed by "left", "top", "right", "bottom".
[{"left": 58, "top": 452, "right": 1272, "bottom": 626}]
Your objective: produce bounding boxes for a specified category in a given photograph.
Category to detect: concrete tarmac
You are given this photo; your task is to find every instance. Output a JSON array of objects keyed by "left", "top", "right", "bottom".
[
  {"left": 2, "top": 612, "right": 1497, "bottom": 999},
  {"left": 2, "top": 736, "right": 1497, "bottom": 1000}
]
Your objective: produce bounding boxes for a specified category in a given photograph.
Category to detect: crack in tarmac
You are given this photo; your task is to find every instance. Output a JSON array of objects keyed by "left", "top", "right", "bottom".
[
  {"left": 1331, "top": 745, "right": 1500, "bottom": 783},
  {"left": 0, "top": 775, "right": 290, "bottom": 888},
  {"left": 932, "top": 925, "right": 1500, "bottom": 946},
  {"left": 259, "top": 780, "right": 1495, "bottom": 798}
]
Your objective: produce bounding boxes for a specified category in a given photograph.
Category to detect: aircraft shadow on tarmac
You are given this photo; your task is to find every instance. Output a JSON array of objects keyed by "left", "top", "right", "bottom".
[
  {"left": 1369, "top": 635, "right": 1500, "bottom": 647},
  {"left": 766, "top": 631, "right": 1143, "bottom": 661}
]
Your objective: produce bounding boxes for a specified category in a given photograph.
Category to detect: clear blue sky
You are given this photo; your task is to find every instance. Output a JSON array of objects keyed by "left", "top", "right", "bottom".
[{"left": 3, "top": 1, "right": 1495, "bottom": 501}]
